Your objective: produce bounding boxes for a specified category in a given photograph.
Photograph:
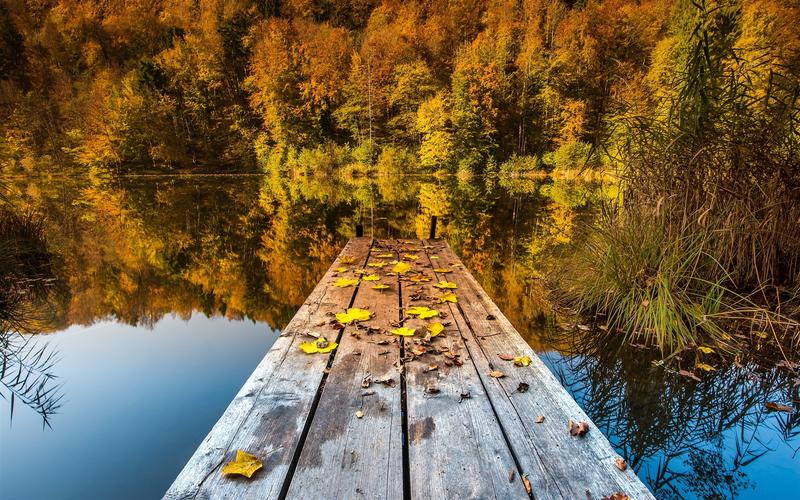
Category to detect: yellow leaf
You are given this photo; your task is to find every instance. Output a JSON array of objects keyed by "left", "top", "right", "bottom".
[
  {"left": 221, "top": 450, "right": 263, "bottom": 478},
  {"left": 334, "top": 267, "right": 348, "bottom": 273},
  {"left": 372, "top": 284, "right": 390, "bottom": 291},
  {"left": 403, "top": 253, "right": 419, "bottom": 260},
  {"left": 336, "top": 308, "right": 372, "bottom": 324},
  {"left": 340, "top": 256, "right": 355, "bottom": 264},
  {"left": 439, "top": 291, "right": 457, "bottom": 303},
  {"left": 377, "top": 253, "right": 395, "bottom": 258},
  {"left": 430, "top": 255, "right": 439, "bottom": 259},
  {"left": 410, "top": 274, "right": 431, "bottom": 283},
  {"left": 367, "top": 261, "right": 386, "bottom": 268},
  {"left": 299, "top": 336, "right": 338, "bottom": 354},
  {"left": 697, "top": 346, "right": 714, "bottom": 354},
  {"left": 406, "top": 306, "right": 439, "bottom": 319},
  {"left": 696, "top": 362, "right": 716, "bottom": 371},
  {"left": 433, "top": 268, "right": 452, "bottom": 273},
  {"left": 333, "top": 278, "right": 359, "bottom": 288},
  {"left": 393, "top": 262, "right": 412, "bottom": 274},
  {"left": 427, "top": 322, "right": 444, "bottom": 337},
  {"left": 362, "top": 274, "right": 381, "bottom": 281},
  {"left": 433, "top": 281, "right": 457, "bottom": 289},
  {"left": 390, "top": 327, "right": 416, "bottom": 336},
  {"left": 513, "top": 356, "right": 531, "bottom": 367}
]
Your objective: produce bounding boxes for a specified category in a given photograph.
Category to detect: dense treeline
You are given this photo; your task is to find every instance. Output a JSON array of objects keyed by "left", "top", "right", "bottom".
[{"left": 0, "top": 0, "right": 752, "bottom": 171}]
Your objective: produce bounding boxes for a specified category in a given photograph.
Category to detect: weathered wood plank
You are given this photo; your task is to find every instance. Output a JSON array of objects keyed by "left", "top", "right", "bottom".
[
  {"left": 399, "top": 241, "right": 527, "bottom": 499},
  {"left": 164, "top": 237, "right": 372, "bottom": 500},
  {"left": 426, "top": 240, "right": 654, "bottom": 500},
  {"left": 286, "top": 240, "right": 403, "bottom": 499}
]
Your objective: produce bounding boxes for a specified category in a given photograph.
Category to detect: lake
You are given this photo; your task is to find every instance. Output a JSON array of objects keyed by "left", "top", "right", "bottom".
[{"left": 1, "top": 172, "right": 797, "bottom": 499}]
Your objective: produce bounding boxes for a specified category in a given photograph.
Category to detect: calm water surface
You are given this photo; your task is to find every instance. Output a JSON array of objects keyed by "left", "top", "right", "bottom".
[{"left": 1, "top": 173, "right": 797, "bottom": 499}]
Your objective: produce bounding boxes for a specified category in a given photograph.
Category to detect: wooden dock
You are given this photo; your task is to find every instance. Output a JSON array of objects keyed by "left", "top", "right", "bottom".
[{"left": 165, "top": 238, "right": 653, "bottom": 499}]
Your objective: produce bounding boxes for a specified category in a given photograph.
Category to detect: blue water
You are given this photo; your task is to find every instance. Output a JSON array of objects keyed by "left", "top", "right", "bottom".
[{"left": 0, "top": 315, "right": 275, "bottom": 500}]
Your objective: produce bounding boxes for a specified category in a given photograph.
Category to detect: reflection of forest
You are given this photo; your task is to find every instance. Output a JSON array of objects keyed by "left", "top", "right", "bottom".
[{"left": 4, "top": 168, "right": 600, "bottom": 338}]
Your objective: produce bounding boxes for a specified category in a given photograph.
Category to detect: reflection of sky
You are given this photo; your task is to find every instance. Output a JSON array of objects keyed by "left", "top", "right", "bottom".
[
  {"left": 537, "top": 350, "right": 799, "bottom": 500},
  {"left": 1, "top": 314, "right": 276, "bottom": 500}
]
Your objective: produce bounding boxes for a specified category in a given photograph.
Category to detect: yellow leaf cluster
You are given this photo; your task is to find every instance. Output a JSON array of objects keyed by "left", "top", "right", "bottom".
[{"left": 407, "top": 306, "right": 439, "bottom": 319}]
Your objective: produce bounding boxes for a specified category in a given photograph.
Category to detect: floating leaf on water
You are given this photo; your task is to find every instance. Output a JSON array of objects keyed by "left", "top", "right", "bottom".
[
  {"left": 333, "top": 277, "right": 360, "bottom": 288},
  {"left": 299, "top": 336, "right": 338, "bottom": 354},
  {"left": 513, "top": 356, "right": 531, "bottom": 367},
  {"left": 392, "top": 261, "right": 412, "bottom": 274},
  {"left": 372, "top": 284, "right": 390, "bottom": 291},
  {"left": 433, "top": 281, "right": 457, "bottom": 289},
  {"left": 367, "top": 262, "right": 387, "bottom": 268},
  {"left": 362, "top": 274, "right": 381, "bottom": 281},
  {"left": 221, "top": 450, "right": 263, "bottom": 478},
  {"left": 439, "top": 291, "right": 457, "bottom": 303},
  {"left": 406, "top": 306, "right": 439, "bottom": 319},
  {"left": 390, "top": 326, "right": 416, "bottom": 337},
  {"left": 427, "top": 322, "right": 445, "bottom": 337},
  {"left": 336, "top": 308, "right": 372, "bottom": 324}
]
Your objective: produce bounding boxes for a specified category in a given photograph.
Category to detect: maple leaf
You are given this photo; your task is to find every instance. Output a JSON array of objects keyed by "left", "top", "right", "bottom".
[
  {"left": 390, "top": 327, "right": 416, "bottom": 336},
  {"left": 333, "top": 277, "right": 359, "bottom": 288},
  {"left": 568, "top": 420, "right": 590, "bottom": 437},
  {"left": 513, "top": 356, "right": 531, "bottom": 367},
  {"left": 361, "top": 274, "right": 381, "bottom": 281},
  {"left": 427, "top": 322, "right": 444, "bottom": 337},
  {"left": 221, "top": 450, "right": 263, "bottom": 478},
  {"left": 433, "top": 281, "right": 457, "bottom": 289},
  {"left": 406, "top": 306, "right": 439, "bottom": 319},
  {"left": 697, "top": 346, "right": 714, "bottom": 354},
  {"left": 299, "top": 337, "right": 338, "bottom": 354},
  {"left": 392, "top": 261, "right": 412, "bottom": 274},
  {"left": 439, "top": 291, "right": 457, "bottom": 303},
  {"left": 367, "top": 262, "right": 386, "bottom": 268},
  {"left": 410, "top": 274, "right": 431, "bottom": 282},
  {"left": 334, "top": 267, "right": 348, "bottom": 273},
  {"left": 372, "top": 284, "right": 390, "bottom": 291},
  {"left": 336, "top": 308, "right": 372, "bottom": 324}
]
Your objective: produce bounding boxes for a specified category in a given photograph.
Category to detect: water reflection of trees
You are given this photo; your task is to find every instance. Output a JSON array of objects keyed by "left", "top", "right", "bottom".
[{"left": 541, "top": 329, "right": 800, "bottom": 499}]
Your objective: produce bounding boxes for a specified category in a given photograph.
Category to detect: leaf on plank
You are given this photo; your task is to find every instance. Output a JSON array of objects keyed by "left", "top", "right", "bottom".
[
  {"left": 333, "top": 277, "right": 359, "bottom": 288},
  {"left": 221, "top": 450, "right": 263, "bottom": 478},
  {"left": 427, "top": 322, "right": 444, "bottom": 337},
  {"left": 299, "top": 337, "right": 338, "bottom": 354},
  {"left": 433, "top": 281, "right": 457, "bottom": 289},
  {"left": 390, "top": 327, "right": 416, "bottom": 337},
  {"left": 336, "top": 307, "right": 372, "bottom": 324}
]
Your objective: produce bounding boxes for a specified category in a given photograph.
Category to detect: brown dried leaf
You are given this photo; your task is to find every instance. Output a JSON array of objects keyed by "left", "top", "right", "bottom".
[
  {"left": 569, "top": 420, "right": 590, "bottom": 437},
  {"left": 614, "top": 458, "right": 627, "bottom": 471},
  {"left": 601, "top": 493, "right": 630, "bottom": 500},
  {"left": 361, "top": 377, "right": 371, "bottom": 389},
  {"left": 522, "top": 474, "right": 532, "bottom": 495},
  {"left": 535, "top": 415, "right": 545, "bottom": 423},
  {"left": 678, "top": 369, "right": 701, "bottom": 382},
  {"left": 498, "top": 354, "right": 515, "bottom": 361},
  {"left": 489, "top": 370, "right": 505, "bottom": 378},
  {"left": 517, "top": 382, "right": 529, "bottom": 393},
  {"left": 355, "top": 410, "right": 364, "bottom": 419}
]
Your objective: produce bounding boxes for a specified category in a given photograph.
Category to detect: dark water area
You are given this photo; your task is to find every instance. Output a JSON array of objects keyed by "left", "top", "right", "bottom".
[{"left": 0, "top": 172, "right": 797, "bottom": 499}]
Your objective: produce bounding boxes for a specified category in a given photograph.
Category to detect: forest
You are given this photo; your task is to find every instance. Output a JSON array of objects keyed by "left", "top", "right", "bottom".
[{"left": 1, "top": 0, "right": 799, "bottom": 354}]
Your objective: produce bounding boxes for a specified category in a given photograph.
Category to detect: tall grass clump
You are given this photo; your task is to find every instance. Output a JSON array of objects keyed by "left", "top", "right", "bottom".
[{"left": 562, "top": 0, "right": 800, "bottom": 354}]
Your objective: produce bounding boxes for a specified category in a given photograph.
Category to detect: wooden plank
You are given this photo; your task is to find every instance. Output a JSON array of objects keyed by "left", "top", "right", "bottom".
[
  {"left": 286, "top": 241, "right": 403, "bottom": 499},
  {"left": 425, "top": 240, "right": 654, "bottom": 499},
  {"left": 164, "top": 237, "right": 373, "bottom": 500},
  {"left": 398, "top": 240, "right": 527, "bottom": 499}
]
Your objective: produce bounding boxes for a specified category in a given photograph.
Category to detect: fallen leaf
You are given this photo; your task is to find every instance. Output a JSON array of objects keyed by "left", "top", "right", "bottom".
[
  {"left": 430, "top": 255, "right": 439, "bottom": 259},
  {"left": 568, "top": 420, "right": 590, "bottom": 437},
  {"left": 361, "top": 377, "right": 371, "bottom": 388},
  {"left": 367, "top": 262, "right": 387, "bottom": 268},
  {"left": 489, "top": 370, "right": 505, "bottom": 378},
  {"left": 375, "top": 378, "right": 396, "bottom": 388},
  {"left": 696, "top": 362, "right": 716, "bottom": 372},
  {"left": 336, "top": 308, "right": 372, "bottom": 324},
  {"left": 427, "top": 322, "right": 445, "bottom": 337},
  {"left": 765, "top": 402, "right": 793, "bottom": 412},
  {"left": 513, "top": 356, "right": 531, "bottom": 367},
  {"left": 536, "top": 415, "right": 545, "bottom": 423},
  {"left": 433, "top": 281, "right": 457, "bottom": 289},
  {"left": 339, "top": 256, "right": 355, "bottom": 264},
  {"left": 517, "top": 382, "right": 529, "bottom": 393},
  {"left": 411, "top": 346, "right": 427, "bottom": 356},
  {"left": 439, "top": 291, "right": 458, "bottom": 303},
  {"left": 508, "top": 469, "right": 515, "bottom": 482},
  {"left": 697, "top": 346, "right": 715, "bottom": 354},
  {"left": 334, "top": 267, "right": 348, "bottom": 273},
  {"left": 221, "top": 450, "right": 263, "bottom": 478},
  {"left": 459, "top": 392, "right": 471, "bottom": 403},
  {"left": 355, "top": 410, "right": 364, "bottom": 419},
  {"left": 299, "top": 337, "right": 338, "bottom": 354},
  {"left": 425, "top": 364, "right": 438, "bottom": 372},
  {"left": 392, "top": 261, "right": 412, "bottom": 274},
  {"left": 376, "top": 253, "right": 395, "bottom": 258},
  {"left": 402, "top": 253, "right": 419, "bottom": 260},
  {"left": 372, "top": 284, "right": 390, "bottom": 291},
  {"left": 614, "top": 458, "right": 627, "bottom": 471},
  {"left": 390, "top": 327, "right": 416, "bottom": 337},
  {"left": 410, "top": 274, "right": 432, "bottom": 283},
  {"left": 522, "top": 474, "right": 532, "bottom": 495},
  {"left": 498, "top": 354, "right": 515, "bottom": 361},
  {"left": 601, "top": 493, "right": 630, "bottom": 500},
  {"left": 406, "top": 306, "right": 439, "bottom": 319},
  {"left": 361, "top": 274, "right": 381, "bottom": 281},
  {"left": 333, "top": 277, "right": 360, "bottom": 288}
]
